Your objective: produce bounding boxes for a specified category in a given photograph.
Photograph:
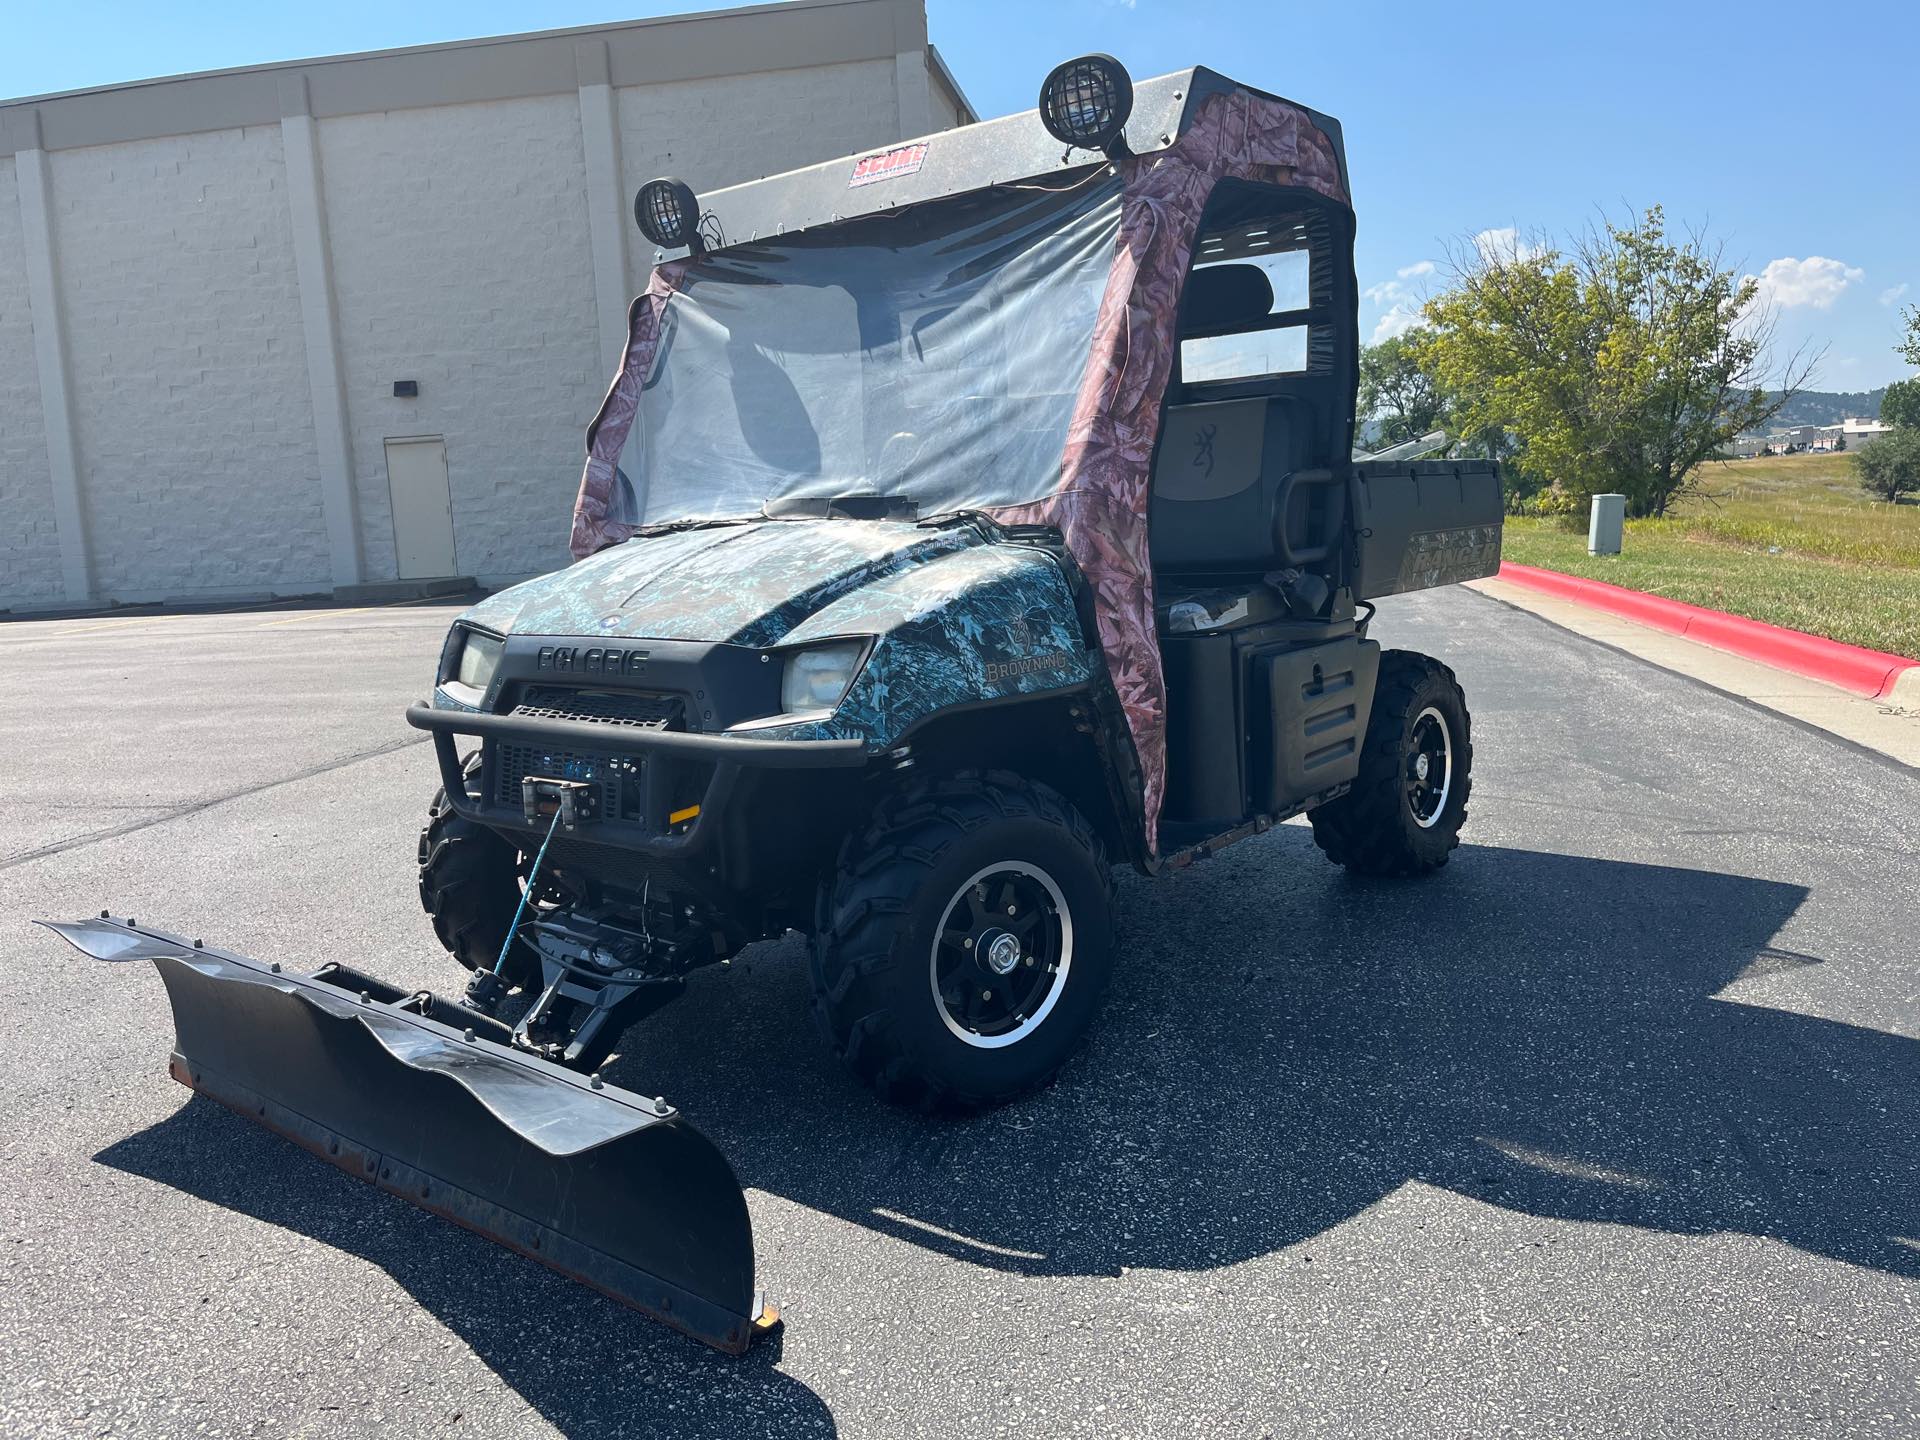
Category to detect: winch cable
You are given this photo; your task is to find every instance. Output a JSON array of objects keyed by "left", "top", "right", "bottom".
[{"left": 495, "top": 806, "right": 565, "bottom": 976}]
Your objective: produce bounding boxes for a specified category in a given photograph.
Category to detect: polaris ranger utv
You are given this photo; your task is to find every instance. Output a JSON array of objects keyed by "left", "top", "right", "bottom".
[{"left": 45, "top": 57, "right": 1500, "bottom": 1353}]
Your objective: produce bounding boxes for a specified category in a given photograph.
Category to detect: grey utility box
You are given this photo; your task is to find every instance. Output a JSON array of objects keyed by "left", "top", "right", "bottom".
[{"left": 1589, "top": 494, "right": 1626, "bottom": 555}]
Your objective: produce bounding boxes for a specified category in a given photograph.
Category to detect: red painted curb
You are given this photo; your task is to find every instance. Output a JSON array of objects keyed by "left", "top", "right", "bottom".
[{"left": 1495, "top": 561, "right": 1919, "bottom": 700}]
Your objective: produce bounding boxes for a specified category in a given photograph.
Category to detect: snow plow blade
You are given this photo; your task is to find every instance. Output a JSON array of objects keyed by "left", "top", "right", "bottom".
[{"left": 39, "top": 916, "right": 775, "bottom": 1355}]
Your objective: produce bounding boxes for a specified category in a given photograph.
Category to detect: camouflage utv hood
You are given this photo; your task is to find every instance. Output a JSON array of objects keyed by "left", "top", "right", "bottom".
[{"left": 572, "top": 90, "right": 1349, "bottom": 850}]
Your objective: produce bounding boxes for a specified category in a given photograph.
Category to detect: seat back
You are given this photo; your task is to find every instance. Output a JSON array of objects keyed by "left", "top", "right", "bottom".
[{"left": 1149, "top": 397, "right": 1317, "bottom": 574}]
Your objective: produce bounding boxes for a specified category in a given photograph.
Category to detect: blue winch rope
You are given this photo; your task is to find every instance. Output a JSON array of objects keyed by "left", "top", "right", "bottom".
[{"left": 494, "top": 806, "right": 564, "bottom": 976}]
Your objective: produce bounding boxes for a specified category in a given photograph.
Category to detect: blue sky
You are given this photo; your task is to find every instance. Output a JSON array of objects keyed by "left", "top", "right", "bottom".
[{"left": 6, "top": 0, "right": 1914, "bottom": 388}]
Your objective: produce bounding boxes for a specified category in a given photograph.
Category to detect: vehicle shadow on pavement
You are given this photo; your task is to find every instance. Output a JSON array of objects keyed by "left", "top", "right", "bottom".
[
  {"left": 644, "top": 831, "right": 1918, "bottom": 1285},
  {"left": 93, "top": 832, "right": 1916, "bottom": 1429},
  {"left": 96, "top": 1107, "right": 837, "bottom": 1437}
]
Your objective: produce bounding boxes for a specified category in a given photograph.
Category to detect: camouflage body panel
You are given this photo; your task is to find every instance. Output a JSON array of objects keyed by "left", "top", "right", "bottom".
[
  {"left": 1389, "top": 524, "right": 1503, "bottom": 596},
  {"left": 464, "top": 519, "right": 977, "bottom": 648},
  {"left": 452, "top": 519, "right": 1096, "bottom": 754},
  {"left": 746, "top": 541, "right": 1098, "bottom": 748}
]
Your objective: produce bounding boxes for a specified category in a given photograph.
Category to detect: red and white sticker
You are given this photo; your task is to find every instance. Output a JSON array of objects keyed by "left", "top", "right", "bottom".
[{"left": 849, "top": 142, "right": 928, "bottom": 188}]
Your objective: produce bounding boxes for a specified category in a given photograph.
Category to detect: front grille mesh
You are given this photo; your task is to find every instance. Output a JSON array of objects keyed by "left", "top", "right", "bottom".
[
  {"left": 512, "top": 687, "right": 682, "bottom": 729},
  {"left": 493, "top": 744, "right": 636, "bottom": 819},
  {"left": 489, "top": 687, "right": 679, "bottom": 823}
]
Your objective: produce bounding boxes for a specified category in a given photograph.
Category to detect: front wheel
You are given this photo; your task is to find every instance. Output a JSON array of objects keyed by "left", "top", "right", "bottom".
[
  {"left": 417, "top": 759, "right": 538, "bottom": 987},
  {"left": 810, "top": 773, "right": 1115, "bottom": 1112},
  {"left": 1309, "top": 649, "right": 1472, "bottom": 876}
]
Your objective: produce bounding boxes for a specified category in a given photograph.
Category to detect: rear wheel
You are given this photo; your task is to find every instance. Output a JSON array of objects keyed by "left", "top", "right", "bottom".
[
  {"left": 1309, "top": 650, "right": 1471, "bottom": 876},
  {"left": 417, "top": 758, "right": 537, "bottom": 986},
  {"left": 811, "top": 773, "right": 1115, "bottom": 1112}
]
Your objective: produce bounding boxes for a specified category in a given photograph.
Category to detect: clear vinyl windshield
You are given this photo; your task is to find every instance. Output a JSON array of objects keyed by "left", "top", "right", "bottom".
[{"left": 611, "top": 170, "right": 1123, "bottom": 527}]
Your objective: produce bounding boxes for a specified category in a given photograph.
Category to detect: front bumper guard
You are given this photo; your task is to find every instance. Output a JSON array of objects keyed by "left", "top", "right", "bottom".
[{"left": 403, "top": 700, "right": 867, "bottom": 849}]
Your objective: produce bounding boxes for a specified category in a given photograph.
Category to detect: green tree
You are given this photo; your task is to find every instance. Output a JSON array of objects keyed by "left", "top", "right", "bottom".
[
  {"left": 1856, "top": 427, "right": 1920, "bottom": 503},
  {"left": 1881, "top": 377, "right": 1920, "bottom": 429},
  {"left": 1358, "top": 328, "right": 1449, "bottom": 445},
  {"left": 1834, "top": 432, "right": 1847, "bottom": 452},
  {"left": 1422, "top": 207, "right": 1814, "bottom": 516},
  {"left": 1897, "top": 305, "right": 1920, "bottom": 369},
  {"left": 1354, "top": 330, "right": 1543, "bottom": 507}
]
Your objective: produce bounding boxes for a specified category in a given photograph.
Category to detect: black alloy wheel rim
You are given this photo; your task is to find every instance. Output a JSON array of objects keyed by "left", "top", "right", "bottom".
[
  {"left": 1406, "top": 705, "right": 1453, "bottom": 829},
  {"left": 929, "top": 863, "right": 1071, "bottom": 1049}
]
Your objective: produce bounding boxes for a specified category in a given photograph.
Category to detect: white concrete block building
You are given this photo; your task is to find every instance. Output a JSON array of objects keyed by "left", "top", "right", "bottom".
[{"left": 0, "top": 0, "right": 973, "bottom": 611}]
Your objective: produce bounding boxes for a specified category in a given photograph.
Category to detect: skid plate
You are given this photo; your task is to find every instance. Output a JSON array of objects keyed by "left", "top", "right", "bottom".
[{"left": 39, "top": 916, "right": 775, "bottom": 1354}]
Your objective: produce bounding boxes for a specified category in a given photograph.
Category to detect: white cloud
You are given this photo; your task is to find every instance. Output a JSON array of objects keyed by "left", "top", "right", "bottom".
[
  {"left": 1364, "top": 261, "right": 1440, "bottom": 338},
  {"left": 1473, "top": 227, "right": 1544, "bottom": 264},
  {"left": 1880, "top": 283, "right": 1911, "bottom": 307},
  {"left": 1747, "top": 255, "right": 1864, "bottom": 311},
  {"left": 1475, "top": 226, "right": 1519, "bottom": 256},
  {"left": 1365, "top": 260, "right": 1439, "bottom": 310},
  {"left": 1371, "top": 301, "right": 1424, "bottom": 343}
]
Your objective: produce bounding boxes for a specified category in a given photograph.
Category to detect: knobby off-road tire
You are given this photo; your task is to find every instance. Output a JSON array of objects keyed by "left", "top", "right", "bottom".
[
  {"left": 1309, "top": 649, "right": 1472, "bottom": 877},
  {"left": 417, "top": 757, "right": 537, "bottom": 987},
  {"left": 811, "top": 772, "right": 1116, "bottom": 1112}
]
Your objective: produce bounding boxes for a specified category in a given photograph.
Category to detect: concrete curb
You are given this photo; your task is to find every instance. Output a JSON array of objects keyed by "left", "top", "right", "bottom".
[
  {"left": 1888, "top": 666, "right": 1920, "bottom": 709},
  {"left": 333, "top": 576, "right": 477, "bottom": 604},
  {"left": 1497, "top": 562, "right": 1920, "bottom": 701}
]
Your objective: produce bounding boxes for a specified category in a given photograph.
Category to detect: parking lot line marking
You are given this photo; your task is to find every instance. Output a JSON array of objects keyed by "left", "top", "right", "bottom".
[
  {"left": 16, "top": 616, "right": 172, "bottom": 637},
  {"left": 258, "top": 607, "right": 379, "bottom": 628},
  {"left": 258, "top": 596, "right": 458, "bottom": 628},
  {"left": 0, "top": 734, "right": 431, "bottom": 872}
]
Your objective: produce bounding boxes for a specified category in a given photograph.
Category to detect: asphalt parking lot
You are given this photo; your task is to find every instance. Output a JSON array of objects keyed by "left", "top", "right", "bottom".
[{"left": 2, "top": 587, "right": 1916, "bottom": 1438}]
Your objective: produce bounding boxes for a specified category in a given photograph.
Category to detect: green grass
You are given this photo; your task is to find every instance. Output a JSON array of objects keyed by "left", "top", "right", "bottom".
[
  {"left": 1502, "top": 454, "right": 1920, "bottom": 659},
  {"left": 1664, "top": 453, "right": 1920, "bottom": 568}
]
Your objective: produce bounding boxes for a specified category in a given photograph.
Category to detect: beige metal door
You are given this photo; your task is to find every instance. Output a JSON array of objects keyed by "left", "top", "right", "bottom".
[{"left": 384, "top": 437, "right": 457, "bottom": 578}]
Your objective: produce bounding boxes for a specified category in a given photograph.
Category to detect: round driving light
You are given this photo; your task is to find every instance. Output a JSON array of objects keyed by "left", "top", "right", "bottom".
[
  {"left": 1038, "top": 54, "right": 1134, "bottom": 153},
  {"left": 634, "top": 177, "right": 701, "bottom": 250}
]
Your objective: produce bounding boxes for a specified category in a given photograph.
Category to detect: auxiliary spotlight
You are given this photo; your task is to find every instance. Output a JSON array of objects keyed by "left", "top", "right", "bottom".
[
  {"left": 1037, "top": 54, "right": 1135, "bottom": 155},
  {"left": 634, "top": 177, "right": 704, "bottom": 253}
]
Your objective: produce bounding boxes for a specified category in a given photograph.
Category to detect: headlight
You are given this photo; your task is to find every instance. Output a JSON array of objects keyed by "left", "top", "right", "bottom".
[
  {"left": 780, "top": 640, "right": 866, "bottom": 714},
  {"left": 455, "top": 630, "right": 505, "bottom": 692}
]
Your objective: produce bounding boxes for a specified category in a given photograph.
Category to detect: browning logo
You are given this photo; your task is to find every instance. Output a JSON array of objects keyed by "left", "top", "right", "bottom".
[
  {"left": 985, "top": 645, "right": 1073, "bottom": 685},
  {"left": 984, "top": 610, "right": 1071, "bottom": 683},
  {"left": 1192, "top": 422, "right": 1218, "bottom": 480}
]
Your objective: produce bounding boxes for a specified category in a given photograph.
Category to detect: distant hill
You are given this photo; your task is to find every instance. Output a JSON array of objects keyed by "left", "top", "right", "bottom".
[
  {"left": 1359, "top": 388, "right": 1889, "bottom": 445},
  {"left": 1764, "top": 388, "right": 1886, "bottom": 427}
]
